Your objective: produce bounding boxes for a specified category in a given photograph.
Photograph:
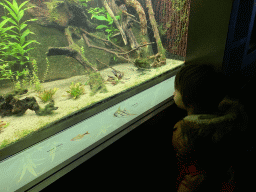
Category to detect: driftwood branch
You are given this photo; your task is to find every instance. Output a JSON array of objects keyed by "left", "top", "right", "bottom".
[
  {"left": 46, "top": 47, "right": 76, "bottom": 57},
  {"left": 101, "top": 0, "right": 128, "bottom": 45},
  {"left": 80, "top": 29, "right": 131, "bottom": 62},
  {"left": 124, "top": 0, "right": 147, "bottom": 35},
  {"left": 46, "top": 27, "right": 98, "bottom": 72},
  {"left": 119, "top": 42, "right": 155, "bottom": 55},
  {"left": 80, "top": 28, "right": 127, "bottom": 54},
  {"left": 121, "top": 10, "right": 135, "bottom": 18}
]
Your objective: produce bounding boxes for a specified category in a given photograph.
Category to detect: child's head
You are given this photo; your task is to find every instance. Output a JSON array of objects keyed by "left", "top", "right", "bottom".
[{"left": 174, "top": 62, "right": 228, "bottom": 114}]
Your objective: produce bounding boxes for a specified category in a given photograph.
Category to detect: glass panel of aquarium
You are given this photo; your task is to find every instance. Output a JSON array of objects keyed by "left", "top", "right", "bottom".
[{"left": 0, "top": 0, "right": 190, "bottom": 150}]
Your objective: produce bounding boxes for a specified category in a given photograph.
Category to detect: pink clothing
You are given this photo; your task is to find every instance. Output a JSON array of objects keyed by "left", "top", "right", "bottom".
[
  {"left": 173, "top": 121, "right": 206, "bottom": 191},
  {"left": 172, "top": 114, "right": 239, "bottom": 192},
  {"left": 171, "top": 96, "right": 248, "bottom": 191}
]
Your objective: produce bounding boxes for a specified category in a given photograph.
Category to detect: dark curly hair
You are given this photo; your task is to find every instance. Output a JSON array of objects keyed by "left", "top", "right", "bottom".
[{"left": 174, "top": 62, "right": 229, "bottom": 112}]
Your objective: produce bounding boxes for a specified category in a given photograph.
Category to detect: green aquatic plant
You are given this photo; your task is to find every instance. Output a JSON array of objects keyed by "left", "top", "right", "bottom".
[
  {"left": 134, "top": 58, "right": 150, "bottom": 69},
  {"left": 31, "top": 59, "right": 42, "bottom": 92},
  {"left": 0, "top": 0, "right": 40, "bottom": 85},
  {"left": 13, "top": 66, "right": 30, "bottom": 90},
  {"left": 42, "top": 57, "right": 50, "bottom": 83},
  {"left": 88, "top": 7, "right": 120, "bottom": 41},
  {"left": 38, "top": 88, "right": 59, "bottom": 103},
  {"left": 66, "top": 82, "right": 85, "bottom": 99},
  {"left": 78, "top": 0, "right": 92, "bottom": 7},
  {"left": 36, "top": 100, "right": 58, "bottom": 116},
  {"left": 22, "top": 57, "right": 50, "bottom": 93}
]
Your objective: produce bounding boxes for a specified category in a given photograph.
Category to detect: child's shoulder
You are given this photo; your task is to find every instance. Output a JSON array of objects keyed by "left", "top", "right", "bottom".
[
  {"left": 174, "top": 117, "right": 186, "bottom": 129},
  {"left": 173, "top": 119, "right": 183, "bottom": 131}
]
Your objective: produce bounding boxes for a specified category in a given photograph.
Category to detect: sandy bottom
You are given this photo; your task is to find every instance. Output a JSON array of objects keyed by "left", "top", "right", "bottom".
[{"left": 0, "top": 59, "right": 183, "bottom": 148}]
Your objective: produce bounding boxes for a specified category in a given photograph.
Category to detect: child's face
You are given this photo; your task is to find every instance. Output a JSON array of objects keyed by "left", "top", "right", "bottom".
[{"left": 173, "top": 89, "right": 187, "bottom": 110}]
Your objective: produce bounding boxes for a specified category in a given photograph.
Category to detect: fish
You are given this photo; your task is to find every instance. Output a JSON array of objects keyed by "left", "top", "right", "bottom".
[
  {"left": 71, "top": 131, "right": 90, "bottom": 141},
  {"left": 0, "top": 120, "right": 8, "bottom": 129},
  {"left": 114, "top": 106, "right": 137, "bottom": 118}
]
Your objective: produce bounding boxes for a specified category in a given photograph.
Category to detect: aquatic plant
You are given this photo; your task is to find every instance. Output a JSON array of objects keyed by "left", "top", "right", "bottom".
[
  {"left": 88, "top": 7, "right": 120, "bottom": 41},
  {"left": 25, "top": 57, "right": 50, "bottom": 93},
  {"left": 134, "top": 58, "right": 150, "bottom": 69},
  {"left": 30, "top": 59, "right": 42, "bottom": 92},
  {"left": 0, "top": 0, "right": 40, "bottom": 86},
  {"left": 13, "top": 66, "right": 30, "bottom": 90},
  {"left": 76, "top": 0, "right": 92, "bottom": 7},
  {"left": 42, "top": 57, "right": 50, "bottom": 83},
  {"left": 87, "top": 72, "right": 108, "bottom": 96},
  {"left": 37, "top": 88, "right": 59, "bottom": 103},
  {"left": 36, "top": 100, "right": 58, "bottom": 116},
  {"left": 66, "top": 82, "right": 85, "bottom": 99}
]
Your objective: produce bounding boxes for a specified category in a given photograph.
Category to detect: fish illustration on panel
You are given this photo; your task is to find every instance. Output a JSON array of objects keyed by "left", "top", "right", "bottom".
[
  {"left": 114, "top": 106, "right": 137, "bottom": 118},
  {"left": 71, "top": 131, "right": 90, "bottom": 141}
]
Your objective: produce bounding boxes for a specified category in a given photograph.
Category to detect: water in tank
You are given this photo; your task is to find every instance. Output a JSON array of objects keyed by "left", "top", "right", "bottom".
[{"left": 0, "top": 0, "right": 190, "bottom": 149}]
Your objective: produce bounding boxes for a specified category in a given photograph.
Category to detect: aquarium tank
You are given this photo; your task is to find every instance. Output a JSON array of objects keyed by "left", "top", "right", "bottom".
[{"left": 0, "top": 0, "right": 190, "bottom": 150}]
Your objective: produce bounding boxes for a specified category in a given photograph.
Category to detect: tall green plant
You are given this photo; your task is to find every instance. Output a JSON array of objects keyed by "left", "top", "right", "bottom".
[
  {"left": 88, "top": 7, "right": 120, "bottom": 41},
  {"left": 0, "top": 0, "right": 40, "bottom": 83},
  {"left": 0, "top": 15, "right": 16, "bottom": 80}
]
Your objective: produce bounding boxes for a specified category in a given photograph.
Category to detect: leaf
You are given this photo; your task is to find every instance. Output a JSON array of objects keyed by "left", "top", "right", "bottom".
[
  {"left": 107, "top": 13, "right": 113, "bottom": 23},
  {"left": 92, "top": 15, "right": 108, "bottom": 21},
  {"left": 19, "top": 23, "right": 27, "bottom": 31},
  {"left": 23, "top": 47, "right": 36, "bottom": 54},
  {"left": 20, "top": 29, "right": 31, "bottom": 45},
  {"left": 2, "top": 2, "right": 18, "bottom": 22},
  {"left": 0, "top": 25, "right": 15, "bottom": 34},
  {"left": 108, "top": 20, "right": 113, "bottom": 25},
  {"left": 11, "top": 0, "right": 20, "bottom": 15},
  {"left": 22, "top": 40, "right": 39, "bottom": 49},
  {"left": 18, "top": 1, "right": 29, "bottom": 11},
  {"left": 96, "top": 25, "right": 107, "bottom": 29},
  {"left": 0, "top": 18, "right": 10, "bottom": 28},
  {"left": 6, "top": 18, "right": 18, "bottom": 26},
  {"left": 17, "top": 10, "right": 24, "bottom": 22}
]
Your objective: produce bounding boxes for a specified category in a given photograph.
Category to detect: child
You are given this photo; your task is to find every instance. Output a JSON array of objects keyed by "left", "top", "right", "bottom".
[{"left": 172, "top": 62, "right": 248, "bottom": 191}]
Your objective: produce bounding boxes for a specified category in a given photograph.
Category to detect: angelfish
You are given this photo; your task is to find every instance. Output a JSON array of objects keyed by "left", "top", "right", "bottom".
[
  {"left": 114, "top": 106, "right": 136, "bottom": 117},
  {"left": 71, "top": 131, "right": 89, "bottom": 141}
]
